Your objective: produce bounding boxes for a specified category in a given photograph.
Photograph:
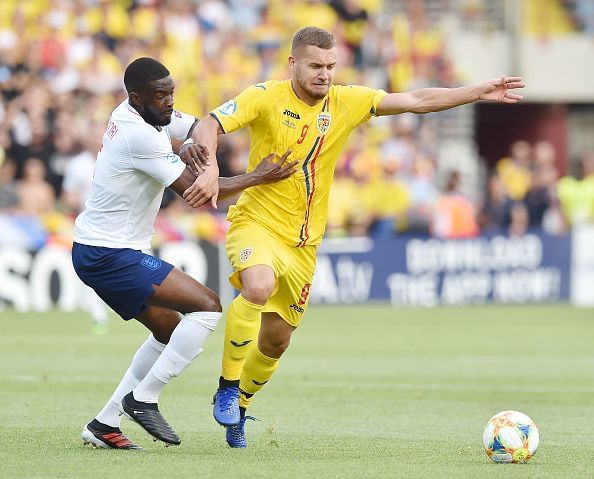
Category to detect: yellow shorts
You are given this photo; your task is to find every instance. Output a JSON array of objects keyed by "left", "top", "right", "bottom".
[{"left": 226, "top": 219, "right": 317, "bottom": 327}]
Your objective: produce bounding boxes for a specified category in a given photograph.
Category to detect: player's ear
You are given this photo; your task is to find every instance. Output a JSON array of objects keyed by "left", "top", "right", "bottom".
[
  {"left": 288, "top": 56, "right": 295, "bottom": 71},
  {"left": 129, "top": 91, "right": 141, "bottom": 106}
]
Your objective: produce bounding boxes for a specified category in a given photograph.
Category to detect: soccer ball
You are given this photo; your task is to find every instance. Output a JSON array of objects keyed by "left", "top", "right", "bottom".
[{"left": 482, "top": 410, "right": 539, "bottom": 463}]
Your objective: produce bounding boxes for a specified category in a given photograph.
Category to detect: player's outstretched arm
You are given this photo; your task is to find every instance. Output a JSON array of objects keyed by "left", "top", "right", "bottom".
[
  {"left": 169, "top": 149, "right": 298, "bottom": 204},
  {"left": 376, "top": 76, "right": 525, "bottom": 116}
]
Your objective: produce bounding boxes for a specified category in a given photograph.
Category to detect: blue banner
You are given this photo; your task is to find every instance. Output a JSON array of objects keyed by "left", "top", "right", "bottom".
[{"left": 310, "top": 233, "right": 571, "bottom": 307}]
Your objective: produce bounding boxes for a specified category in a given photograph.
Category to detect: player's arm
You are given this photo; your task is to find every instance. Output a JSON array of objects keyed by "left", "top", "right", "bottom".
[
  {"left": 169, "top": 149, "right": 297, "bottom": 203},
  {"left": 376, "top": 76, "right": 525, "bottom": 116},
  {"left": 167, "top": 113, "right": 213, "bottom": 181},
  {"left": 184, "top": 85, "right": 264, "bottom": 207},
  {"left": 179, "top": 115, "right": 224, "bottom": 208}
]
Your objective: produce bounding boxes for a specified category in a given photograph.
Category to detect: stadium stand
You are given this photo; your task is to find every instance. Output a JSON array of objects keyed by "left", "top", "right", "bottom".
[{"left": 0, "top": 0, "right": 592, "bottom": 247}]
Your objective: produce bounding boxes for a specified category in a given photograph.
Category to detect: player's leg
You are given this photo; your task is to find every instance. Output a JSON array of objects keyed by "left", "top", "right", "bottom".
[
  {"left": 215, "top": 265, "right": 276, "bottom": 419},
  {"left": 224, "top": 312, "right": 295, "bottom": 448},
  {"left": 121, "top": 267, "right": 222, "bottom": 445},
  {"left": 83, "top": 305, "right": 176, "bottom": 450},
  {"left": 214, "top": 222, "right": 279, "bottom": 426},
  {"left": 73, "top": 244, "right": 222, "bottom": 446},
  {"left": 239, "top": 312, "right": 295, "bottom": 408},
  {"left": 222, "top": 265, "right": 276, "bottom": 380},
  {"left": 224, "top": 245, "right": 315, "bottom": 448}
]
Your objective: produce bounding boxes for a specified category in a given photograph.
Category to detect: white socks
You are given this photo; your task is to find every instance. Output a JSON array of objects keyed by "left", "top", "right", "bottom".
[
  {"left": 132, "top": 311, "right": 222, "bottom": 403},
  {"left": 95, "top": 334, "right": 165, "bottom": 427}
]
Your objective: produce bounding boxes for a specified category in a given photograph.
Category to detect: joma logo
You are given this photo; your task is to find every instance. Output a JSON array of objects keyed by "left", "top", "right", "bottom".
[{"left": 283, "top": 109, "right": 300, "bottom": 119}]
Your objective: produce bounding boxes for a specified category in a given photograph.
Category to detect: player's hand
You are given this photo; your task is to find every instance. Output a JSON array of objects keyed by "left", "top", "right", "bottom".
[
  {"left": 478, "top": 76, "right": 525, "bottom": 103},
  {"left": 253, "top": 149, "right": 299, "bottom": 184},
  {"left": 183, "top": 168, "right": 219, "bottom": 209},
  {"left": 179, "top": 141, "right": 210, "bottom": 174}
]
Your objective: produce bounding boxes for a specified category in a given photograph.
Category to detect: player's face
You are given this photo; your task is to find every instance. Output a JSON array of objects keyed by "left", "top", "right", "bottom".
[
  {"left": 290, "top": 45, "right": 336, "bottom": 102},
  {"left": 140, "top": 76, "right": 175, "bottom": 127}
]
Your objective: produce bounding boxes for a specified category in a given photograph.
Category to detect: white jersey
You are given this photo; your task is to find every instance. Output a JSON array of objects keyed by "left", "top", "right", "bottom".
[{"left": 74, "top": 100, "right": 194, "bottom": 250}]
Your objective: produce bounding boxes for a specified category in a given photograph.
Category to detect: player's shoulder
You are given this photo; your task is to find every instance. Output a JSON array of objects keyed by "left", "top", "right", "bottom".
[
  {"left": 216, "top": 80, "right": 287, "bottom": 117},
  {"left": 112, "top": 107, "right": 166, "bottom": 153},
  {"left": 237, "top": 80, "right": 287, "bottom": 100},
  {"left": 252, "top": 79, "right": 286, "bottom": 93},
  {"left": 110, "top": 101, "right": 153, "bottom": 135},
  {"left": 330, "top": 83, "right": 381, "bottom": 99}
]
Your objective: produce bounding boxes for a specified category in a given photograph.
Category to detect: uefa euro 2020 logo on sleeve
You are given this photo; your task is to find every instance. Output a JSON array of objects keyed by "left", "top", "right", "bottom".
[
  {"left": 218, "top": 99, "right": 237, "bottom": 116},
  {"left": 141, "top": 255, "right": 162, "bottom": 270}
]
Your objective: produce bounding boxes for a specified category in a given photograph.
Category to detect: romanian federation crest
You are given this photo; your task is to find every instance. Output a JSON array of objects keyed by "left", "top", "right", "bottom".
[
  {"left": 316, "top": 112, "right": 331, "bottom": 135},
  {"left": 239, "top": 247, "right": 253, "bottom": 263}
]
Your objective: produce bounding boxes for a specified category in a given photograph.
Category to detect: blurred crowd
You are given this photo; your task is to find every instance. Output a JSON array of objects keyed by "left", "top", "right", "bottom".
[
  {"left": 0, "top": 0, "right": 593, "bottom": 250},
  {"left": 480, "top": 142, "right": 594, "bottom": 237},
  {"left": 523, "top": 0, "right": 594, "bottom": 36}
]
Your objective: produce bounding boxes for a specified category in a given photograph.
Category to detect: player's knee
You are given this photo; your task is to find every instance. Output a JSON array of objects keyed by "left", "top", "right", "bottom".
[
  {"left": 242, "top": 282, "right": 274, "bottom": 305},
  {"left": 262, "top": 335, "right": 291, "bottom": 357},
  {"left": 200, "top": 290, "right": 222, "bottom": 313}
]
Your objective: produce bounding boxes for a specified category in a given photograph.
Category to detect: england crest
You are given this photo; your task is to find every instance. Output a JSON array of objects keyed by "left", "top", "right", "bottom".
[
  {"left": 141, "top": 255, "right": 162, "bottom": 270},
  {"left": 316, "top": 112, "right": 332, "bottom": 135}
]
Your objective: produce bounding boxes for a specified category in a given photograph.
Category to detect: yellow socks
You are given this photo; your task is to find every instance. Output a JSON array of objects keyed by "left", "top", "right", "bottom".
[
  {"left": 221, "top": 294, "right": 263, "bottom": 380},
  {"left": 239, "top": 346, "right": 279, "bottom": 409}
]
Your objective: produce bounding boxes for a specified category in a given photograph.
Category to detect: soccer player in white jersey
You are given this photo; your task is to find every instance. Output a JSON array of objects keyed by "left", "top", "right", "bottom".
[{"left": 72, "top": 57, "right": 297, "bottom": 450}]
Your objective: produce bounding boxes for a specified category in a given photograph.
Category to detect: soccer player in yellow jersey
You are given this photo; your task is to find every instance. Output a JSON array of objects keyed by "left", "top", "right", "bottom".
[{"left": 184, "top": 26, "right": 525, "bottom": 448}]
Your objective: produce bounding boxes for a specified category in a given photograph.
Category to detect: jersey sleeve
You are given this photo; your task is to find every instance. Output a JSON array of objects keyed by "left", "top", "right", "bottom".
[
  {"left": 340, "top": 85, "right": 388, "bottom": 128},
  {"left": 165, "top": 109, "right": 196, "bottom": 141},
  {"left": 210, "top": 84, "right": 267, "bottom": 133},
  {"left": 127, "top": 129, "right": 186, "bottom": 187}
]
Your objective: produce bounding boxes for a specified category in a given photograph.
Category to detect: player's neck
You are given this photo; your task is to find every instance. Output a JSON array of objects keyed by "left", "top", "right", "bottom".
[
  {"left": 127, "top": 100, "right": 162, "bottom": 131},
  {"left": 290, "top": 79, "right": 325, "bottom": 107}
]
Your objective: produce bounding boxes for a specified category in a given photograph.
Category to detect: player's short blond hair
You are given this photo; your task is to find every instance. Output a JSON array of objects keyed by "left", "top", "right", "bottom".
[{"left": 291, "top": 26, "right": 336, "bottom": 54}]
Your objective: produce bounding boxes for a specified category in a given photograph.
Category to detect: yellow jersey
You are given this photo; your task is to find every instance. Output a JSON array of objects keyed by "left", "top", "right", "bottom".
[{"left": 211, "top": 79, "right": 387, "bottom": 247}]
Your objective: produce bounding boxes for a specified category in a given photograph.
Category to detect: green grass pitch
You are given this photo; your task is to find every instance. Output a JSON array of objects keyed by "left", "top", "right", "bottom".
[{"left": 2, "top": 304, "right": 594, "bottom": 478}]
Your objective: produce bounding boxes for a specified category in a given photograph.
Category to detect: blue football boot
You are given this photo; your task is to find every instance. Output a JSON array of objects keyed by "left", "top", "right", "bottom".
[
  {"left": 212, "top": 387, "right": 240, "bottom": 426},
  {"left": 225, "top": 415, "right": 257, "bottom": 448}
]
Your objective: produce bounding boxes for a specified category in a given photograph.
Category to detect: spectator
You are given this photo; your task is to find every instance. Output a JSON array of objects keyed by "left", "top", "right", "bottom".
[
  {"left": 369, "top": 156, "right": 412, "bottom": 236},
  {"left": 524, "top": 142, "right": 559, "bottom": 228},
  {"left": 404, "top": 152, "right": 438, "bottom": 234},
  {"left": 496, "top": 140, "right": 533, "bottom": 201},
  {"left": 60, "top": 121, "right": 103, "bottom": 214},
  {"left": 380, "top": 114, "right": 418, "bottom": 179},
  {"left": 508, "top": 201, "right": 530, "bottom": 237},
  {"left": 330, "top": 0, "right": 369, "bottom": 69},
  {"left": 477, "top": 172, "right": 513, "bottom": 233},
  {"left": 432, "top": 170, "right": 479, "bottom": 239},
  {"left": 0, "top": 157, "right": 20, "bottom": 212},
  {"left": 16, "top": 157, "right": 55, "bottom": 216},
  {"left": 557, "top": 148, "right": 594, "bottom": 228}
]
